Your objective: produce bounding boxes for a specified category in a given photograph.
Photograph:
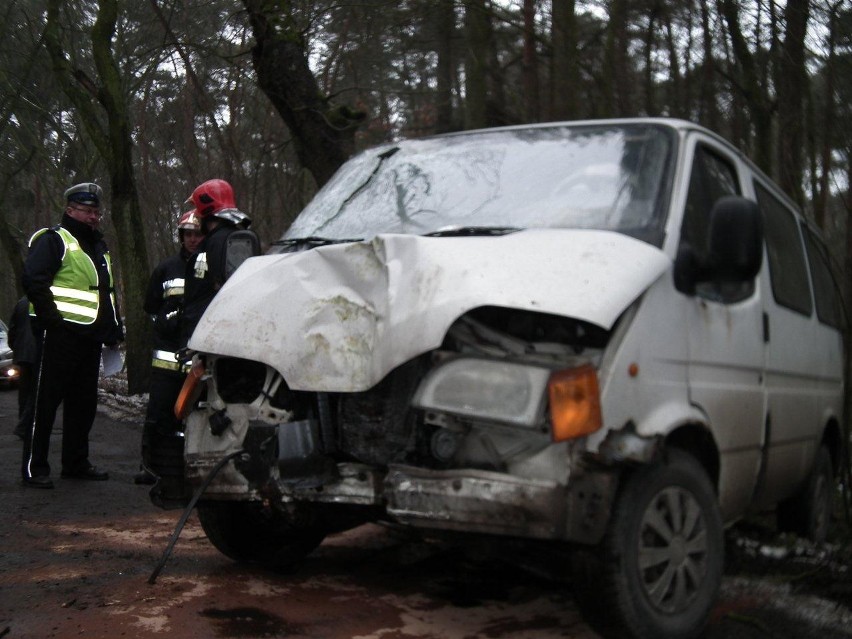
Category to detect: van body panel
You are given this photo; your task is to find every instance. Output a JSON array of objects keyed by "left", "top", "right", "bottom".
[
  {"left": 591, "top": 274, "right": 690, "bottom": 444},
  {"left": 189, "top": 229, "right": 670, "bottom": 392},
  {"left": 667, "top": 132, "right": 765, "bottom": 515},
  {"left": 755, "top": 309, "right": 843, "bottom": 507},
  {"left": 747, "top": 176, "right": 844, "bottom": 507},
  {"left": 717, "top": 450, "right": 767, "bottom": 519},
  {"left": 683, "top": 292, "right": 765, "bottom": 451}
]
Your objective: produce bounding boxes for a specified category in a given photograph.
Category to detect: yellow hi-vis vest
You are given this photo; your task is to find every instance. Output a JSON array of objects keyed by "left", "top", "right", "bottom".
[{"left": 28, "top": 226, "right": 116, "bottom": 325}]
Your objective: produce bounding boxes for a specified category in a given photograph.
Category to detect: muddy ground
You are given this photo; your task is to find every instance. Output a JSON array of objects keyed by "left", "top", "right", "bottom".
[{"left": 0, "top": 384, "right": 851, "bottom": 639}]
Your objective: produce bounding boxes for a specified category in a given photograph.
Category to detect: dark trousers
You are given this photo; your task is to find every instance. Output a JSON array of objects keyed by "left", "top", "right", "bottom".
[
  {"left": 142, "top": 368, "right": 184, "bottom": 469},
  {"left": 22, "top": 328, "right": 102, "bottom": 479},
  {"left": 14, "top": 363, "right": 36, "bottom": 436}
]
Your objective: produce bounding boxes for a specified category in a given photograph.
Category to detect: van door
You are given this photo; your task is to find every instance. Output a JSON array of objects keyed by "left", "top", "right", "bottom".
[
  {"left": 677, "top": 138, "right": 766, "bottom": 520},
  {"left": 749, "top": 182, "right": 833, "bottom": 508}
]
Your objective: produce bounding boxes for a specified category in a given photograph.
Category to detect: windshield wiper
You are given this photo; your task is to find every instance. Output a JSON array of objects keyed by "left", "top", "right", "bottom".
[
  {"left": 271, "top": 236, "right": 360, "bottom": 250},
  {"left": 423, "top": 226, "right": 521, "bottom": 238}
]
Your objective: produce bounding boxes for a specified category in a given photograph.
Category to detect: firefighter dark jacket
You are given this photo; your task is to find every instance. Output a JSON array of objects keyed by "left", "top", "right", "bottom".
[
  {"left": 181, "top": 222, "right": 236, "bottom": 347},
  {"left": 144, "top": 247, "right": 192, "bottom": 367}
]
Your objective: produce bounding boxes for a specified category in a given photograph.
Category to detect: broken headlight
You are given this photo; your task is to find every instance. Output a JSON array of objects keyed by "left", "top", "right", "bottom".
[{"left": 412, "top": 357, "right": 550, "bottom": 427}]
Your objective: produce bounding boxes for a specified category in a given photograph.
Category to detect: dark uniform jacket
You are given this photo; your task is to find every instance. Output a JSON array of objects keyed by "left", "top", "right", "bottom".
[
  {"left": 144, "top": 248, "right": 192, "bottom": 361},
  {"left": 23, "top": 214, "right": 123, "bottom": 345},
  {"left": 9, "top": 297, "right": 38, "bottom": 365},
  {"left": 181, "top": 222, "right": 238, "bottom": 347}
]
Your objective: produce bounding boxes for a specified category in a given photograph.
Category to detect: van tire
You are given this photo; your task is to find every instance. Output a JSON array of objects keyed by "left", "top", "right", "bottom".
[
  {"left": 571, "top": 450, "right": 723, "bottom": 639},
  {"left": 776, "top": 445, "right": 834, "bottom": 543},
  {"left": 197, "top": 501, "right": 326, "bottom": 571}
]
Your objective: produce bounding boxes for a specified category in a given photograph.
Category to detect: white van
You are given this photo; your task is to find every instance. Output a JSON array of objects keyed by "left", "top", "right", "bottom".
[{"left": 175, "top": 118, "right": 844, "bottom": 639}]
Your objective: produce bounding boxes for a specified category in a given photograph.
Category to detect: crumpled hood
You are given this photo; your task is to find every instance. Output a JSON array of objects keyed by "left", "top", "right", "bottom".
[{"left": 190, "top": 229, "right": 670, "bottom": 392}]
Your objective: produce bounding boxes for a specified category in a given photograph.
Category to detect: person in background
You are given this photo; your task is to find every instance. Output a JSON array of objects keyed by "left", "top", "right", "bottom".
[
  {"left": 21, "top": 182, "right": 124, "bottom": 489},
  {"left": 135, "top": 210, "right": 203, "bottom": 485},
  {"left": 9, "top": 296, "right": 39, "bottom": 441}
]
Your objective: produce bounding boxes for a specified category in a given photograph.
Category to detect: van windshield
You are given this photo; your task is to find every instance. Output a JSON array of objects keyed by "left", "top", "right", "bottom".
[{"left": 281, "top": 123, "right": 675, "bottom": 247}]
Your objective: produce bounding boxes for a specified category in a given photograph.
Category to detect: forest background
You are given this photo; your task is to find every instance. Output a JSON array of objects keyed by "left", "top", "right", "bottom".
[{"left": 1, "top": 0, "right": 851, "bottom": 404}]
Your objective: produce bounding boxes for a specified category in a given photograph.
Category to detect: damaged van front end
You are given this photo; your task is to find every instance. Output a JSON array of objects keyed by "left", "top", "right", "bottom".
[{"left": 182, "top": 228, "right": 669, "bottom": 546}]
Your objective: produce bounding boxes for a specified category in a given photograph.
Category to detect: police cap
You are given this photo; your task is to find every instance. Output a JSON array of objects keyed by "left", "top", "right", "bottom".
[{"left": 64, "top": 182, "right": 103, "bottom": 207}]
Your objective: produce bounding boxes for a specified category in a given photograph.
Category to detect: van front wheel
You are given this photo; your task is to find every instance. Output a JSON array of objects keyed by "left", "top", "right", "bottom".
[
  {"left": 572, "top": 450, "right": 724, "bottom": 639},
  {"left": 197, "top": 501, "right": 326, "bottom": 571}
]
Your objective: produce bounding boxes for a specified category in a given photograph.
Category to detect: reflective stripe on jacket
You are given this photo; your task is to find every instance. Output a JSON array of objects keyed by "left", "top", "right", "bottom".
[
  {"left": 28, "top": 226, "right": 115, "bottom": 325},
  {"left": 162, "top": 278, "right": 185, "bottom": 298},
  {"left": 151, "top": 349, "right": 189, "bottom": 372}
]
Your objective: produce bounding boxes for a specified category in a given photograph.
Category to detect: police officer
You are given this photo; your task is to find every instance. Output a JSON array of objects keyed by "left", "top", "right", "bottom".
[
  {"left": 180, "top": 179, "right": 254, "bottom": 347},
  {"left": 22, "top": 182, "right": 124, "bottom": 489},
  {"left": 135, "top": 210, "right": 203, "bottom": 485}
]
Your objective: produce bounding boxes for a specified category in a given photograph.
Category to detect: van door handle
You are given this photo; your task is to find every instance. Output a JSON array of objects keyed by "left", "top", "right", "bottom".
[{"left": 762, "top": 312, "right": 770, "bottom": 343}]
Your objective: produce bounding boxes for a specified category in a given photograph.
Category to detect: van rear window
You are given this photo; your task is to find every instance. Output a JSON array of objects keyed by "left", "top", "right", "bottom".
[
  {"left": 755, "top": 183, "right": 812, "bottom": 316},
  {"left": 803, "top": 227, "right": 843, "bottom": 329}
]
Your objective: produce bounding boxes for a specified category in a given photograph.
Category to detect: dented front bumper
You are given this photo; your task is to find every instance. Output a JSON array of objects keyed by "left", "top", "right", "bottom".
[{"left": 186, "top": 416, "right": 617, "bottom": 545}]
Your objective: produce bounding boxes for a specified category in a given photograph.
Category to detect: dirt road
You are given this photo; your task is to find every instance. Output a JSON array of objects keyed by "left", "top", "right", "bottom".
[{"left": 0, "top": 386, "right": 850, "bottom": 639}]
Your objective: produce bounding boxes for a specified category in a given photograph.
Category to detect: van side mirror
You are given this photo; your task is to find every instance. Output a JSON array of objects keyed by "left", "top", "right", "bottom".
[
  {"left": 675, "top": 196, "right": 763, "bottom": 295},
  {"left": 225, "top": 229, "right": 261, "bottom": 279}
]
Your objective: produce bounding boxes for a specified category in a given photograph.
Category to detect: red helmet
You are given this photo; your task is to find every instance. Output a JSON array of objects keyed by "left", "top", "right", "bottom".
[
  {"left": 187, "top": 179, "right": 236, "bottom": 218},
  {"left": 178, "top": 209, "right": 201, "bottom": 231}
]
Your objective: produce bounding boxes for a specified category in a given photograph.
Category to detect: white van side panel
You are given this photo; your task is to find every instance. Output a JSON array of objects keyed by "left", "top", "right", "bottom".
[
  {"left": 745, "top": 176, "right": 845, "bottom": 509},
  {"left": 594, "top": 261, "right": 764, "bottom": 522},
  {"left": 593, "top": 274, "right": 691, "bottom": 444},
  {"left": 755, "top": 287, "right": 844, "bottom": 508},
  {"left": 665, "top": 133, "right": 766, "bottom": 520},
  {"left": 682, "top": 290, "right": 767, "bottom": 519}
]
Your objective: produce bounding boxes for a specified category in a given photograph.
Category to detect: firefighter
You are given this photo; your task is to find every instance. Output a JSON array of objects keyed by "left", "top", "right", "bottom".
[
  {"left": 135, "top": 209, "right": 204, "bottom": 485},
  {"left": 22, "top": 182, "right": 124, "bottom": 489},
  {"left": 150, "top": 180, "right": 256, "bottom": 508},
  {"left": 180, "top": 178, "right": 254, "bottom": 347}
]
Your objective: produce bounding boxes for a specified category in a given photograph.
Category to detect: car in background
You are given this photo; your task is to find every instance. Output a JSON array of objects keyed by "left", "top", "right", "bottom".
[{"left": 0, "top": 319, "right": 19, "bottom": 388}]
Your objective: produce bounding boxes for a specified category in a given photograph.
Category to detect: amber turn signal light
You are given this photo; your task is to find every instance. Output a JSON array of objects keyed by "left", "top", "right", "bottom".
[
  {"left": 174, "top": 359, "right": 206, "bottom": 420},
  {"left": 548, "top": 364, "right": 602, "bottom": 441}
]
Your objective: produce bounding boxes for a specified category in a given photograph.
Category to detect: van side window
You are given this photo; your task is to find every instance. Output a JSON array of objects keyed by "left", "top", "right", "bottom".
[
  {"left": 681, "top": 145, "right": 751, "bottom": 302},
  {"left": 754, "top": 182, "right": 813, "bottom": 316},
  {"left": 802, "top": 226, "right": 843, "bottom": 328}
]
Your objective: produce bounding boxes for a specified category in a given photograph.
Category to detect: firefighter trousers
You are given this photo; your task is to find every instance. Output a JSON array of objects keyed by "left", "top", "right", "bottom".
[{"left": 141, "top": 368, "right": 184, "bottom": 469}]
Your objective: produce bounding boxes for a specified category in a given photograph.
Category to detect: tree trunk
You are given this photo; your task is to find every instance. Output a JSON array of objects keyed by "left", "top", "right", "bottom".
[
  {"left": 433, "top": 0, "right": 456, "bottom": 133},
  {"left": 814, "top": 2, "right": 841, "bottom": 230},
  {"left": 242, "top": 0, "right": 365, "bottom": 189},
  {"left": 464, "top": 0, "right": 489, "bottom": 129},
  {"left": 603, "top": 0, "right": 632, "bottom": 117},
  {"left": 664, "top": 10, "right": 683, "bottom": 116},
  {"left": 643, "top": 7, "right": 657, "bottom": 115},
  {"left": 45, "top": 0, "right": 151, "bottom": 394},
  {"left": 0, "top": 158, "right": 34, "bottom": 296},
  {"left": 718, "top": 0, "right": 774, "bottom": 175},
  {"left": 522, "top": 0, "right": 541, "bottom": 122},
  {"left": 697, "top": 0, "right": 719, "bottom": 129},
  {"left": 775, "top": 0, "right": 810, "bottom": 207},
  {"left": 550, "top": 0, "right": 578, "bottom": 121}
]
